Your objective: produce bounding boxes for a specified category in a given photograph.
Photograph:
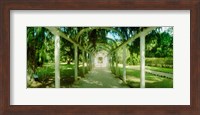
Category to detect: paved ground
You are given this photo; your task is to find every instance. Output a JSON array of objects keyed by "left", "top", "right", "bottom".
[
  {"left": 72, "top": 67, "right": 129, "bottom": 88},
  {"left": 71, "top": 65, "right": 172, "bottom": 88}
]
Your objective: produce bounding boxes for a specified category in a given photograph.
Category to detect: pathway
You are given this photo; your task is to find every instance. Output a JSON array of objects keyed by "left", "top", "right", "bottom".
[
  {"left": 125, "top": 65, "right": 173, "bottom": 79},
  {"left": 72, "top": 67, "right": 129, "bottom": 88}
]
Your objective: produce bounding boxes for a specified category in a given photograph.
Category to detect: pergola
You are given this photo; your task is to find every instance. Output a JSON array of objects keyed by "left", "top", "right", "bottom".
[{"left": 46, "top": 27, "right": 156, "bottom": 88}]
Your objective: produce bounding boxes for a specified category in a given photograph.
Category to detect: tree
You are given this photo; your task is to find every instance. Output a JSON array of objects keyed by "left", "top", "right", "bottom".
[{"left": 27, "top": 27, "right": 53, "bottom": 75}]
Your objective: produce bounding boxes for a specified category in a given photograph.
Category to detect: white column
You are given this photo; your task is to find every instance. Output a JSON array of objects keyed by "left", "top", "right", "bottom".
[
  {"left": 115, "top": 53, "right": 118, "bottom": 76},
  {"left": 88, "top": 54, "right": 91, "bottom": 70},
  {"left": 109, "top": 56, "right": 112, "bottom": 69},
  {"left": 74, "top": 44, "right": 78, "bottom": 80},
  {"left": 107, "top": 56, "right": 110, "bottom": 68},
  {"left": 111, "top": 54, "right": 115, "bottom": 73},
  {"left": 82, "top": 50, "right": 85, "bottom": 75},
  {"left": 55, "top": 35, "right": 60, "bottom": 88},
  {"left": 140, "top": 32, "right": 146, "bottom": 88},
  {"left": 123, "top": 46, "right": 126, "bottom": 83},
  {"left": 91, "top": 54, "right": 94, "bottom": 69},
  {"left": 86, "top": 53, "right": 89, "bottom": 71}
]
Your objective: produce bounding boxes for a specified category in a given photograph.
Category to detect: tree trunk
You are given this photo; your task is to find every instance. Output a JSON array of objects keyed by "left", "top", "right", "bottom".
[
  {"left": 67, "top": 60, "right": 71, "bottom": 64},
  {"left": 55, "top": 35, "right": 60, "bottom": 88}
]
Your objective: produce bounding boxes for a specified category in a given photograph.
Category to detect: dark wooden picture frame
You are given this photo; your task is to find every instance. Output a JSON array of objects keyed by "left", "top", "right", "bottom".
[{"left": 0, "top": 0, "right": 199, "bottom": 114}]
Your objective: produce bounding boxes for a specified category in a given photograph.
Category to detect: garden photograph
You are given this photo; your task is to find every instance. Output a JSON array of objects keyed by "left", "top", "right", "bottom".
[{"left": 27, "top": 27, "right": 173, "bottom": 88}]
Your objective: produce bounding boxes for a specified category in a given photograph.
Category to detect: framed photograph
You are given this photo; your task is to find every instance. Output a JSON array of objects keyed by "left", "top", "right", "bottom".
[{"left": 0, "top": 0, "right": 199, "bottom": 114}]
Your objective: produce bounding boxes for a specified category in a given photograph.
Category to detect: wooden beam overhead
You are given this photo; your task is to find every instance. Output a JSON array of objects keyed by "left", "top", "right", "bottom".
[
  {"left": 45, "top": 27, "right": 90, "bottom": 53},
  {"left": 46, "top": 27, "right": 156, "bottom": 55},
  {"left": 110, "top": 27, "right": 156, "bottom": 54}
]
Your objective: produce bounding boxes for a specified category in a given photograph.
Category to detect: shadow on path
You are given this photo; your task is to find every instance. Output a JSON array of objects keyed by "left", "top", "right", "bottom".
[{"left": 72, "top": 67, "right": 129, "bottom": 88}]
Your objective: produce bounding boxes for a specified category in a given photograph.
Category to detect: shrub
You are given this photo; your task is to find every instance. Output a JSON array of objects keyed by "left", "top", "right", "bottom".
[
  {"left": 145, "top": 58, "right": 173, "bottom": 68},
  {"left": 127, "top": 53, "right": 140, "bottom": 65}
]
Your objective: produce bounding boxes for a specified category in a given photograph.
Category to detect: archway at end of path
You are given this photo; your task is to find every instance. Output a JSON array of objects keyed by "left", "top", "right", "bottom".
[{"left": 94, "top": 50, "right": 109, "bottom": 68}]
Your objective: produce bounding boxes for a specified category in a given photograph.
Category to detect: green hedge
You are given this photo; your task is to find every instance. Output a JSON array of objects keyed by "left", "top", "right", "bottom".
[
  {"left": 127, "top": 53, "right": 140, "bottom": 65},
  {"left": 145, "top": 58, "right": 173, "bottom": 68}
]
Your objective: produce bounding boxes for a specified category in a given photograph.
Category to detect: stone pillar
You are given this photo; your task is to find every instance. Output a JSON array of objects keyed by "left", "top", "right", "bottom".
[
  {"left": 115, "top": 52, "right": 118, "bottom": 76},
  {"left": 74, "top": 44, "right": 78, "bottom": 80},
  {"left": 123, "top": 46, "right": 126, "bottom": 83},
  {"left": 55, "top": 35, "right": 60, "bottom": 88},
  {"left": 82, "top": 50, "right": 85, "bottom": 75},
  {"left": 140, "top": 32, "right": 146, "bottom": 88}
]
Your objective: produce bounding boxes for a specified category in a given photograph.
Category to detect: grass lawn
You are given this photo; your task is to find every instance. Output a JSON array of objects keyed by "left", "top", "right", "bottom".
[
  {"left": 28, "top": 63, "right": 173, "bottom": 88},
  {"left": 146, "top": 66, "right": 173, "bottom": 73},
  {"left": 28, "top": 63, "right": 89, "bottom": 88},
  {"left": 118, "top": 67, "right": 173, "bottom": 88}
]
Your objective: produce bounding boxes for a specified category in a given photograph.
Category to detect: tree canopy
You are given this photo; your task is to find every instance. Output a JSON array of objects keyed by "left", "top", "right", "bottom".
[{"left": 27, "top": 27, "right": 173, "bottom": 74}]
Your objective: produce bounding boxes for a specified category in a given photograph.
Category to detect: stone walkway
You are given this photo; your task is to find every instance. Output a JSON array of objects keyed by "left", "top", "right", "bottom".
[{"left": 72, "top": 67, "right": 129, "bottom": 88}]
